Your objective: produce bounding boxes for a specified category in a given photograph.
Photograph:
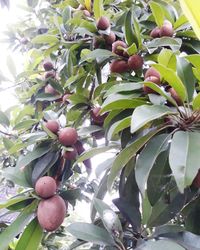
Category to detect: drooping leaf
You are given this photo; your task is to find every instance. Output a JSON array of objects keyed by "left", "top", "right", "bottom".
[{"left": 125, "top": 10, "right": 138, "bottom": 47}]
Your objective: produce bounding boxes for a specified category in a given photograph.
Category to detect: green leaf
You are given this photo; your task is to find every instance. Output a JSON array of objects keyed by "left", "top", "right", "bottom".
[
  {"left": 169, "top": 131, "right": 200, "bottom": 193},
  {"left": 137, "top": 239, "right": 185, "bottom": 250},
  {"left": 135, "top": 134, "right": 170, "bottom": 196},
  {"left": 104, "top": 83, "right": 142, "bottom": 97},
  {"left": 14, "top": 119, "right": 38, "bottom": 131},
  {"left": 80, "top": 49, "right": 114, "bottom": 63},
  {"left": 176, "top": 56, "right": 195, "bottom": 102},
  {"left": 193, "top": 93, "right": 200, "bottom": 110},
  {"left": 67, "top": 222, "right": 115, "bottom": 246},
  {"left": 31, "top": 35, "right": 59, "bottom": 44},
  {"left": 131, "top": 105, "right": 176, "bottom": 134},
  {"left": 60, "top": 188, "right": 81, "bottom": 201},
  {"left": 107, "top": 126, "right": 170, "bottom": 190},
  {"left": 93, "top": 0, "right": 103, "bottom": 20},
  {"left": 27, "top": 0, "right": 39, "bottom": 8},
  {"left": 0, "top": 110, "right": 10, "bottom": 127},
  {"left": 150, "top": 1, "right": 165, "bottom": 27},
  {"left": 147, "top": 37, "right": 182, "bottom": 51},
  {"left": 0, "top": 202, "right": 37, "bottom": 250},
  {"left": 186, "top": 54, "right": 200, "bottom": 70},
  {"left": 124, "top": 10, "right": 138, "bottom": 47},
  {"left": 157, "top": 49, "right": 176, "bottom": 70},
  {"left": 153, "top": 64, "right": 187, "bottom": 102},
  {"left": 15, "top": 218, "right": 43, "bottom": 250},
  {"left": 0, "top": 196, "right": 33, "bottom": 209},
  {"left": 174, "top": 14, "right": 188, "bottom": 29},
  {"left": 3, "top": 137, "right": 14, "bottom": 150}
]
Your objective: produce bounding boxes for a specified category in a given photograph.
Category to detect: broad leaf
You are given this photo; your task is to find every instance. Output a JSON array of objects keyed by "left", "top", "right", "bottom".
[
  {"left": 0, "top": 110, "right": 10, "bottom": 127},
  {"left": 150, "top": 1, "right": 165, "bottom": 27},
  {"left": 31, "top": 35, "right": 59, "bottom": 44},
  {"left": 93, "top": 0, "right": 103, "bottom": 20},
  {"left": 136, "top": 239, "right": 185, "bottom": 250}
]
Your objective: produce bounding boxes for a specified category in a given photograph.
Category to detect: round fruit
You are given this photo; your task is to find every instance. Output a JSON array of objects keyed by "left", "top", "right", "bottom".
[
  {"left": 168, "top": 88, "right": 182, "bottom": 105},
  {"left": 159, "top": 21, "right": 174, "bottom": 37},
  {"left": 97, "top": 16, "right": 110, "bottom": 30},
  {"left": 45, "top": 120, "right": 59, "bottom": 134},
  {"left": 103, "top": 31, "right": 116, "bottom": 45},
  {"left": 150, "top": 27, "right": 160, "bottom": 38},
  {"left": 145, "top": 76, "right": 161, "bottom": 85},
  {"left": 143, "top": 85, "right": 157, "bottom": 94},
  {"left": 110, "top": 60, "right": 129, "bottom": 74},
  {"left": 44, "top": 84, "right": 58, "bottom": 95},
  {"left": 45, "top": 71, "right": 56, "bottom": 79},
  {"left": 37, "top": 195, "right": 66, "bottom": 231},
  {"left": 112, "top": 41, "right": 127, "bottom": 56},
  {"left": 35, "top": 176, "right": 57, "bottom": 198},
  {"left": 144, "top": 67, "right": 161, "bottom": 80},
  {"left": 58, "top": 127, "right": 78, "bottom": 146},
  {"left": 91, "top": 107, "right": 107, "bottom": 125},
  {"left": 128, "top": 55, "right": 143, "bottom": 70},
  {"left": 43, "top": 62, "right": 54, "bottom": 71},
  {"left": 83, "top": 9, "right": 91, "bottom": 17},
  {"left": 192, "top": 171, "right": 200, "bottom": 188},
  {"left": 63, "top": 146, "right": 77, "bottom": 160}
]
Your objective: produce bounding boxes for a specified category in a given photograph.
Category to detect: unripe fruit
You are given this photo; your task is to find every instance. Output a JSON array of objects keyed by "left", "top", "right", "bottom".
[
  {"left": 63, "top": 146, "right": 77, "bottom": 160},
  {"left": 150, "top": 27, "right": 160, "bottom": 38},
  {"left": 83, "top": 9, "right": 91, "bottom": 17},
  {"left": 44, "top": 84, "right": 58, "bottom": 95},
  {"left": 145, "top": 76, "right": 161, "bottom": 85},
  {"left": 110, "top": 60, "right": 129, "bottom": 74},
  {"left": 103, "top": 31, "right": 116, "bottom": 45},
  {"left": 91, "top": 107, "right": 107, "bottom": 125},
  {"left": 35, "top": 176, "right": 57, "bottom": 198},
  {"left": 58, "top": 127, "right": 78, "bottom": 146},
  {"left": 143, "top": 85, "right": 157, "bottom": 94},
  {"left": 37, "top": 195, "right": 66, "bottom": 231},
  {"left": 45, "top": 120, "right": 59, "bottom": 134},
  {"left": 192, "top": 171, "right": 200, "bottom": 188},
  {"left": 159, "top": 21, "right": 174, "bottom": 37},
  {"left": 128, "top": 55, "right": 143, "bottom": 70},
  {"left": 43, "top": 62, "right": 54, "bottom": 71},
  {"left": 45, "top": 71, "right": 56, "bottom": 79},
  {"left": 144, "top": 67, "right": 161, "bottom": 80},
  {"left": 112, "top": 41, "right": 127, "bottom": 56},
  {"left": 168, "top": 88, "right": 182, "bottom": 105},
  {"left": 97, "top": 16, "right": 110, "bottom": 30}
]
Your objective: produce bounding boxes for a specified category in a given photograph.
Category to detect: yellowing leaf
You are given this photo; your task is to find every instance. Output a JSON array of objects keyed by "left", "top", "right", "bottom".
[
  {"left": 84, "top": 0, "right": 91, "bottom": 12},
  {"left": 179, "top": 0, "right": 200, "bottom": 40}
]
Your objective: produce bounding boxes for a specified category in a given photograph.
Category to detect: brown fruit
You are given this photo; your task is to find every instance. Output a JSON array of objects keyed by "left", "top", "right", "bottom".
[
  {"left": 83, "top": 9, "right": 91, "bottom": 17},
  {"left": 93, "top": 37, "right": 105, "bottom": 49},
  {"left": 168, "top": 88, "right": 182, "bottom": 105},
  {"left": 128, "top": 55, "right": 143, "bottom": 70},
  {"left": 110, "top": 60, "right": 129, "bottom": 74},
  {"left": 35, "top": 176, "right": 57, "bottom": 198},
  {"left": 45, "top": 120, "right": 59, "bottom": 134},
  {"left": 150, "top": 27, "right": 160, "bottom": 38},
  {"left": 103, "top": 31, "right": 116, "bottom": 45},
  {"left": 63, "top": 146, "right": 77, "bottom": 160},
  {"left": 144, "top": 67, "right": 161, "bottom": 80},
  {"left": 192, "top": 171, "right": 200, "bottom": 188},
  {"left": 58, "top": 127, "right": 78, "bottom": 146},
  {"left": 143, "top": 85, "right": 157, "bottom": 94},
  {"left": 44, "top": 84, "right": 58, "bottom": 95},
  {"left": 45, "top": 71, "right": 56, "bottom": 79},
  {"left": 91, "top": 107, "right": 107, "bottom": 125},
  {"left": 159, "top": 21, "right": 174, "bottom": 37},
  {"left": 112, "top": 41, "right": 127, "bottom": 56},
  {"left": 43, "top": 62, "right": 54, "bottom": 71},
  {"left": 145, "top": 76, "right": 161, "bottom": 85},
  {"left": 97, "top": 16, "right": 110, "bottom": 30},
  {"left": 37, "top": 195, "right": 67, "bottom": 231}
]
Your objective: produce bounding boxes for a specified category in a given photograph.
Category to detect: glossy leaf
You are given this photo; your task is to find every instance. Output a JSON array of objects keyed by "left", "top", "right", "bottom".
[
  {"left": 193, "top": 93, "right": 200, "bottom": 110},
  {"left": 93, "top": 0, "right": 103, "bottom": 20},
  {"left": 31, "top": 35, "right": 59, "bottom": 44},
  {"left": 125, "top": 10, "right": 138, "bottom": 47},
  {"left": 150, "top": 1, "right": 165, "bottom": 27},
  {"left": 136, "top": 239, "right": 185, "bottom": 250}
]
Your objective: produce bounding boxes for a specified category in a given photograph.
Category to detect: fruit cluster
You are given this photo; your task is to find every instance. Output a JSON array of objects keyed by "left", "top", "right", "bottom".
[
  {"left": 35, "top": 176, "right": 67, "bottom": 232},
  {"left": 150, "top": 20, "right": 174, "bottom": 38}
]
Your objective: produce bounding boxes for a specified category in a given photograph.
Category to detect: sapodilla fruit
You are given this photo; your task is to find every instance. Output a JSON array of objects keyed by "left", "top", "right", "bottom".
[
  {"left": 150, "top": 27, "right": 160, "bottom": 38},
  {"left": 168, "top": 88, "right": 182, "bottom": 105},
  {"left": 110, "top": 60, "right": 129, "bottom": 74},
  {"left": 45, "top": 120, "right": 59, "bottom": 134},
  {"left": 144, "top": 67, "right": 161, "bottom": 80},
  {"left": 91, "top": 107, "right": 107, "bottom": 125},
  {"left": 145, "top": 76, "right": 161, "bottom": 85},
  {"left": 112, "top": 41, "right": 127, "bottom": 56},
  {"left": 43, "top": 62, "right": 54, "bottom": 71},
  {"left": 58, "top": 127, "right": 78, "bottom": 146},
  {"left": 103, "top": 31, "right": 116, "bottom": 45},
  {"left": 63, "top": 146, "right": 77, "bottom": 160},
  {"left": 37, "top": 195, "right": 66, "bottom": 231},
  {"left": 159, "top": 20, "right": 174, "bottom": 37},
  {"left": 128, "top": 55, "right": 143, "bottom": 70},
  {"left": 97, "top": 16, "right": 110, "bottom": 30},
  {"left": 35, "top": 176, "right": 57, "bottom": 198}
]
